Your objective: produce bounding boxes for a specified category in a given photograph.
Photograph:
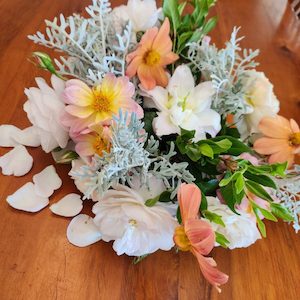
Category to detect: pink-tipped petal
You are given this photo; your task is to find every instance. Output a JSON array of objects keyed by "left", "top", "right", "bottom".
[
  {"left": 193, "top": 251, "right": 229, "bottom": 293},
  {"left": 65, "top": 105, "right": 94, "bottom": 118},
  {"left": 178, "top": 183, "right": 202, "bottom": 223},
  {"left": 185, "top": 219, "right": 215, "bottom": 255}
]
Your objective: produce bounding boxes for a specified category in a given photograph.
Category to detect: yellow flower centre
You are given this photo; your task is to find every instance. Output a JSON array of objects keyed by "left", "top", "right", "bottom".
[
  {"left": 93, "top": 135, "right": 110, "bottom": 157},
  {"left": 129, "top": 219, "right": 137, "bottom": 226},
  {"left": 290, "top": 132, "right": 300, "bottom": 146},
  {"left": 144, "top": 50, "right": 161, "bottom": 66},
  {"left": 245, "top": 94, "right": 255, "bottom": 107},
  {"left": 92, "top": 89, "right": 112, "bottom": 113},
  {"left": 173, "top": 225, "right": 192, "bottom": 252}
]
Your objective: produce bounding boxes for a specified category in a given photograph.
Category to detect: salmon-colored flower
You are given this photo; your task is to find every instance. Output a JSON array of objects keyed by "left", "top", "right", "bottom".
[
  {"left": 126, "top": 18, "right": 179, "bottom": 90},
  {"left": 74, "top": 125, "right": 111, "bottom": 160},
  {"left": 173, "top": 183, "right": 228, "bottom": 292},
  {"left": 61, "top": 74, "right": 143, "bottom": 137},
  {"left": 254, "top": 115, "right": 300, "bottom": 167}
]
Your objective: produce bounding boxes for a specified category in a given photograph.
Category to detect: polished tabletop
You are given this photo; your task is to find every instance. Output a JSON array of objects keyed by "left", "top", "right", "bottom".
[{"left": 0, "top": 0, "right": 299, "bottom": 299}]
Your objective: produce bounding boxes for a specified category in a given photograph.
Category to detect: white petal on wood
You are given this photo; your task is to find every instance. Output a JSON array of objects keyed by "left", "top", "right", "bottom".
[
  {"left": 0, "top": 125, "right": 20, "bottom": 147},
  {"left": 50, "top": 193, "right": 83, "bottom": 217},
  {"left": 33, "top": 165, "right": 62, "bottom": 197},
  {"left": 7, "top": 182, "right": 49, "bottom": 212},
  {"left": 67, "top": 214, "right": 101, "bottom": 247},
  {"left": 0, "top": 145, "right": 33, "bottom": 176},
  {"left": 14, "top": 126, "right": 41, "bottom": 147}
]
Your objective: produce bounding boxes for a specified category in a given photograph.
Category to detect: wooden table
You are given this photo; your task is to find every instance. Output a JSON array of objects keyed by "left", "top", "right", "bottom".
[{"left": 0, "top": 0, "right": 299, "bottom": 299}]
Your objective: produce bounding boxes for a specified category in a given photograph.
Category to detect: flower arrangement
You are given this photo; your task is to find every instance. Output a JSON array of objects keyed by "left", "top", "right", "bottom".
[{"left": 1, "top": 0, "right": 299, "bottom": 292}]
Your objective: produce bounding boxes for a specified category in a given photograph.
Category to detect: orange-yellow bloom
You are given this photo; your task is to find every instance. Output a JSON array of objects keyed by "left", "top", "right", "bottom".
[
  {"left": 173, "top": 183, "right": 228, "bottom": 292},
  {"left": 254, "top": 115, "right": 300, "bottom": 167},
  {"left": 126, "top": 18, "right": 179, "bottom": 90}
]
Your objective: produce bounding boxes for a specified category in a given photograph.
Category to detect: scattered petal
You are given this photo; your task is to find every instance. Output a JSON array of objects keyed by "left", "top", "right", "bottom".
[
  {"left": 14, "top": 126, "right": 41, "bottom": 147},
  {"left": 33, "top": 165, "right": 62, "bottom": 197},
  {"left": 50, "top": 193, "right": 83, "bottom": 217},
  {"left": 7, "top": 182, "right": 49, "bottom": 212},
  {"left": 0, "top": 145, "right": 33, "bottom": 176},
  {"left": 67, "top": 214, "right": 101, "bottom": 247},
  {"left": 0, "top": 125, "right": 20, "bottom": 147}
]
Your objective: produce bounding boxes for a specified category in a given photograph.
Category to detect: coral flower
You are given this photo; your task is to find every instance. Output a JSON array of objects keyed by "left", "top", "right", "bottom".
[
  {"left": 254, "top": 115, "right": 300, "bottom": 167},
  {"left": 74, "top": 125, "right": 111, "bottom": 160},
  {"left": 126, "top": 18, "right": 179, "bottom": 90},
  {"left": 173, "top": 183, "right": 228, "bottom": 292},
  {"left": 62, "top": 73, "right": 143, "bottom": 137}
]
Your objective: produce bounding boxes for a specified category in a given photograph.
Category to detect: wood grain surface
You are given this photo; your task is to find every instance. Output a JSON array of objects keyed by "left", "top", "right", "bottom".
[{"left": 0, "top": 0, "right": 299, "bottom": 299}]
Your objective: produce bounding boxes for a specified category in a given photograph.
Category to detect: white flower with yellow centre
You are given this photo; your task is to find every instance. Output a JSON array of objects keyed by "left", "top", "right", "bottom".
[{"left": 145, "top": 65, "right": 221, "bottom": 141}]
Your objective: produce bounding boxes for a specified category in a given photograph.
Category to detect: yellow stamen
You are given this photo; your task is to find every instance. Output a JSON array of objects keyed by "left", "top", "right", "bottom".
[
  {"left": 174, "top": 225, "right": 192, "bottom": 252},
  {"left": 93, "top": 135, "right": 110, "bottom": 157},
  {"left": 129, "top": 219, "right": 137, "bottom": 226},
  {"left": 144, "top": 50, "right": 161, "bottom": 66},
  {"left": 92, "top": 89, "right": 112, "bottom": 113},
  {"left": 290, "top": 132, "right": 300, "bottom": 146}
]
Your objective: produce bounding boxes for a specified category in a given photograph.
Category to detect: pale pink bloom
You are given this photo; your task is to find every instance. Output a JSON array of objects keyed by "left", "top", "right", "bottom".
[
  {"left": 61, "top": 74, "right": 143, "bottom": 137},
  {"left": 254, "top": 115, "right": 300, "bottom": 167},
  {"left": 74, "top": 125, "right": 111, "bottom": 160},
  {"left": 173, "top": 183, "right": 228, "bottom": 292}
]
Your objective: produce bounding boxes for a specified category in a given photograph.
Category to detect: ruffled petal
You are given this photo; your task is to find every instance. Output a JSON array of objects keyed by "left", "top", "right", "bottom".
[
  {"left": 33, "top": 165, "right": 62, "bottom": 197},
  {"left": 0, "top": 125, "right": 20, "bottom": 147},
  {"left": 178, "top": 183, "right": 202, "bottom": 223},
  {"left": 0, "top": 145, "right": 33, "bottom": 176},
  {"left": 67, "top": 214, "right": 102, "bottom": 247},
  {"left": 7, "top": 182, "right": 49, "bottom": 212},
  {"left": 50, "top": 193, "right": 83, "bottom": 217}
]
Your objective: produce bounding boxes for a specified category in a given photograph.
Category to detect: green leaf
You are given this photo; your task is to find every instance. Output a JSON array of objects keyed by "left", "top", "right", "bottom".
[
  {"left": 158, "top": 191, "right": 172, "bottom": 203},
  {"left": 203, "top": 210, "right": 225, "bottom": 227},
  {"left": 212, "top": 136, "right": 252, "bottom": 155},
  {"left": 248, "top": 162, "right": 287, "bottom": 177},
  {"left": 163, "top": 0, "right": 180, "bottom": 31},
  {"left": 186, "top": 144, "right": 202, "bottom": 161},
  {"left": 253, "top": 208, "right": 266, "bottom": 237},
  {"left": 251, "top": 201, "right": 277, "bottom": 222},
  {"left": 214, "top": 139, "right": 232, "bottom": 151},
  {"left": 235, "top": 173, "right": 245, "bottom": 195},
  {"left": 176, "top": 206, "right": 182, "bottom": 224},
  {"left": 133, "top": 254, "right": 149, "bottom": 264},
  {"left": 271, "top": 203, "right": 294, "bottom": 221},
  {"left": 196, "top": 179, "right": 219, "bottom": 195},
  {"left": 199, "top": 144, "right": 214, "bottom": 158},
  {"left": 143, "top": 111, "right": 156, "bottom": 135},
  {"left": 200, "top": 191, "right": 208, "bottom": 211},
  {"left": 220, "top": 181, "right": 244, "bottom": 214},
  {"left": 215, "top": 232, "right": 230, "bottom": 248},
  {"left": 244, "top": 172, "right": 277, "bottom": 189},
  {"left": 245, "top": 180, "right": 273, "bottom": 202},
  {"left": 178, "top": 1, "right": 187, "bottom": 15},
  {"left": 145, "top": 195, "right": 160, "bottom": 207},
  {"left": 202, "top": 16, "right": 218, "bottom": 36}
]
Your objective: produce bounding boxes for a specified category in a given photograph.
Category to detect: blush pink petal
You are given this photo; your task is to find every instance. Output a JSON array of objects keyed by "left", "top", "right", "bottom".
[
  {"left": 139, "top": 27, "right": 158, "bottom": 50},
  {"left": 75, "top": 141, "right": 95, "bottom": 157},
  {"left": 290, "top": 119, "right": 300, "bottom": 133},
  {"left": 160, "top": 52, "right": 180, "bottom": 65},
  {"left": 193, "top": 251, "right": 229, "bottom": 293},
  {"left": 152, "top": 19, "right": 172, "bottom": 55},
  {"left": 65, "top": 105, "right": 94, "bottom": 118},
  {"left": 269, "top": 148, "right": 294, "bottom": 167},
  {"left": 152, "top": 67, "right": 169, "bottom": 88},
  {"left": 137, "top": 65, "right": 157, "bottom": 90},
  {"left": 126, "top": 56, "right": 143, "bottom": 77},
  {"left": 258, "top": 116, "right": 291, "bottom": 138},
  {"left": 254, "top": 137, "right": 288, "bottom": 155},
  {"left": 64, "top": 86, "right": 94, "bottom": 106},
  {"left": 178, "top": 183, "right": 201, "bottom": 223},
  {"left": 185, "top": 219, "right": 215, "bottom": 255}
]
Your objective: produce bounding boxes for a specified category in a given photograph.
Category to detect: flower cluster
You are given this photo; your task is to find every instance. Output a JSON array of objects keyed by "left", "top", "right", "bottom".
[{"left": 1, "top": 0, "right": 299, "bottom": 292}]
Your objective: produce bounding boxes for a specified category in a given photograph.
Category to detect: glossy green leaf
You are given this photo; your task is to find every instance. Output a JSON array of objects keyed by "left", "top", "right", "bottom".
[
  {"left": 244, "top": 171, "right": 277, "bottom": 189},
  {"left": 245, "top": 180, "right": 273, "bottom": 202},
  {"left": 215, "top": 232, "right": 230, "bottom": 248},
  {"left": 271, "top": 203, "right": 294, "bottom": 221},
  {"left": 203, "top": 210, "right": 225, "bottom": 227}
]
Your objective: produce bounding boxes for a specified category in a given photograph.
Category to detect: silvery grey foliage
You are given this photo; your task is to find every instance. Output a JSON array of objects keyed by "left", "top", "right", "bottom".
[
  {"left": 272, "top": 166, "right": 300, "bottom": 233},
  {"left": 28, "top": 0, "right": 132, "bottom": 84},
  {"left": 187, "top": 27, "right": 260, "bottom": 118},
  {"left": 71, "top": 112, "right": 194, "bottom": 199}
]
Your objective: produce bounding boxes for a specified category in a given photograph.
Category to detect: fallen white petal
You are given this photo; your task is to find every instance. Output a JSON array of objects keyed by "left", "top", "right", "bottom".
[
  {"left": 50, "top": 193, "right": 83, "bottom": 217},
  {"left": 7, "top": 182, "right": 49, "bottom": 212},
  {"left": 33, "top": 165, "right": 62, "bottom": 197},
  {"left": 14, "top": 126, "right": 41, "bottom": 147},
  {"left": 0, "top": 125, "right": 20, "bottom": 147},
  {"left": 67, "top": 214, "right": 101, "bottom": 247},
  {"left": 0, "top": 145, "right": 33, "bottom": 176}
]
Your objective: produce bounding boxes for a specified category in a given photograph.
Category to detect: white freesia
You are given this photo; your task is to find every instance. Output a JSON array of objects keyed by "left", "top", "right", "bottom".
[
  {"left": 93, "top": 183, "right": 178, "bottom": 256},
  {"left": 145, "top": 65, "right": 221, "bottom": 141},
  {"left": 237, "top": 71, "right": 280, "bottom": 139},
  {"left": 206, "top": 197, "right": 261, "bottom": 249},
  {"left": 0, "top": 145, "right": 33, "bottom": 176},
  {"left": 112, "top": 0, "right": 160, "bottom": 33},
  {"left": 24, "top": 75, "right": 69, "bottom": 153}
]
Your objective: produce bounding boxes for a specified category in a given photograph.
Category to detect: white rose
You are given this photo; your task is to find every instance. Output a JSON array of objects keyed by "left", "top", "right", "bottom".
[
  {"left": 206, "top": 197, "right": 261, "bottom": 249},
  {"left": 237, "top": 71, "right": 280, "bottom": 139},
  {"left": 24, "top": 75, "right": 69, "bottom": 153},
  {"left": 92, "top": 183, "right": 178, "bottom": 256},
  {"left": 112, "top": 0, "right": 161, "bottom": 33}
]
